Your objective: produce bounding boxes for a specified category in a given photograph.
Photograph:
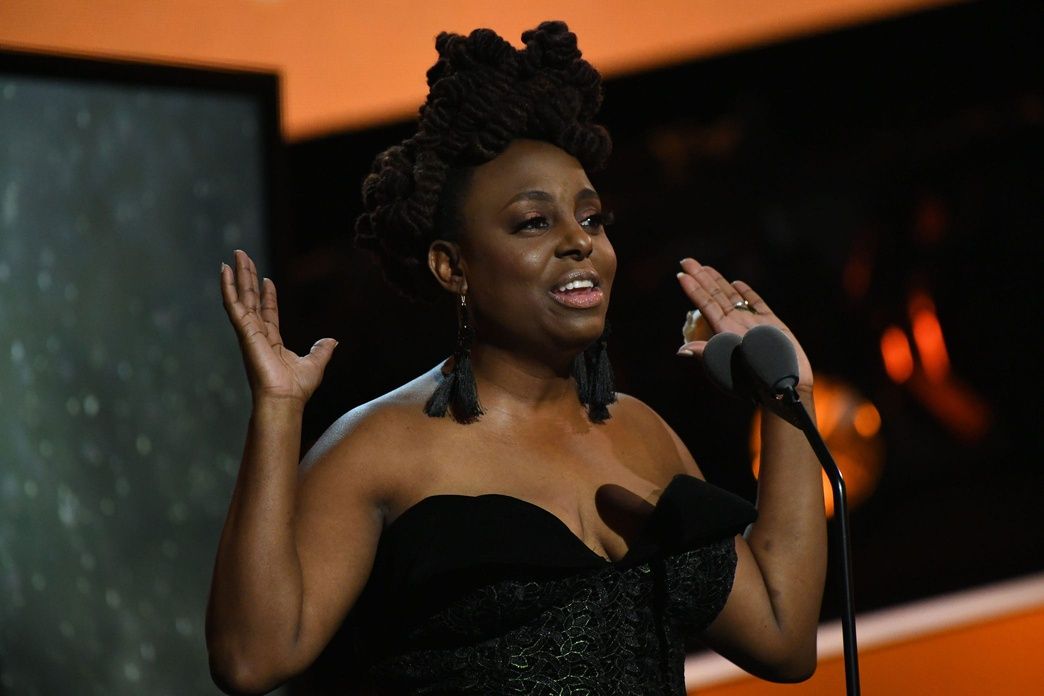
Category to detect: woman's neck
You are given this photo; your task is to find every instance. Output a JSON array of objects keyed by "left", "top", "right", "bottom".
[{"left": 467, "top": 341, "right": 579, "bottom": 416}]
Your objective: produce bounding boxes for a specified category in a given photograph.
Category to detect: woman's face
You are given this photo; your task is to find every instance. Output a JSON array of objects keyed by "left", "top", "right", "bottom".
[{"left": 454, "top": 139, "right": 616, "bottom": 359}]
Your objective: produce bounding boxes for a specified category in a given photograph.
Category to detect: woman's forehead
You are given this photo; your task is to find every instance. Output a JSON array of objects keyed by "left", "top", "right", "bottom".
[{"left": 469, "top": 140, "right": 594, "bottom": 205}]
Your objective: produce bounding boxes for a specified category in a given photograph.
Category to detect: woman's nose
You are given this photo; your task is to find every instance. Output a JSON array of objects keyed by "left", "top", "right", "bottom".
[{"left": 555, "top": 219, "right": 593, "bottom": 260}]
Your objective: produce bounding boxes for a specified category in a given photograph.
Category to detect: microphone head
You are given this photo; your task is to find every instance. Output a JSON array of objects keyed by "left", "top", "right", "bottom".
[
  {"left": 703, "top": 332, "right": 743, "bottom": 397},
  {"left": 737, "top": 325, "right": 800, "bottom": 393}
]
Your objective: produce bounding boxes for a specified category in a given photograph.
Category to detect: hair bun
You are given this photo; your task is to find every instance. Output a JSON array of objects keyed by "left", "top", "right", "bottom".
[
  {"left": 521, "top": 21, "right": 580, "bottom": 70},
  {"left": 428, "top": 29, "right": 518, "bottom": 88}
]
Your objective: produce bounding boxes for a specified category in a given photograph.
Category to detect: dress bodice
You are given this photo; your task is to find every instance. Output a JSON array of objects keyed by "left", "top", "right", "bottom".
[{"left": 348, "top": 474, "right": 757, "bottom": 695}]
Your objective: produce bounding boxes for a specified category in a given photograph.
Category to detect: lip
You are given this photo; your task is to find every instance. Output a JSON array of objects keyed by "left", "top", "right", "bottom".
[
  {"left": 548, "top": 269, "right": 604, "bottom": 309},
  {"left": 549, "top": 269, "right": 601, "bottom": 293},
  {"left": 549, "top": 286, "right": 604, "bottom": 309}
]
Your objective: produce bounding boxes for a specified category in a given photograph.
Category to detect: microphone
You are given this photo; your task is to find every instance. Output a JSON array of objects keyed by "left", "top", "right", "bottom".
[
  {"left": 736, "top": 325, "right": 804, "bottom": 428},
  {"left": 701, "top": 325, "right": 801, "bottom": 426},
  {"left": 702, "top": 332, "right": 744, "bottom": 396},
  {"left": 737, "top": 325, "right": 799, "bottom": 395}
]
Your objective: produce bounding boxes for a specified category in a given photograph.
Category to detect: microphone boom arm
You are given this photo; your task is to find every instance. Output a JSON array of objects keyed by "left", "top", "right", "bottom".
[{"left": 781, "top": 386, "right": 861, "bottom": 696}]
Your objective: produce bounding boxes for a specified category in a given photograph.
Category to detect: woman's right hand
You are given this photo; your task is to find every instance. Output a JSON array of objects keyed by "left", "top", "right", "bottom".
[{"left": 220, "top": 249, "right": 338, "bottom": 406}]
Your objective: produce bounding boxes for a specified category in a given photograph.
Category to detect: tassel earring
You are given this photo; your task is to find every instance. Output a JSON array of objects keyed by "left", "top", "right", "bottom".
[
  {"left": 425, "top": 293, "right": 483, "bottom": 423},
  {"left": 572, "top": 321, "right": 617, "bottom": 423}
]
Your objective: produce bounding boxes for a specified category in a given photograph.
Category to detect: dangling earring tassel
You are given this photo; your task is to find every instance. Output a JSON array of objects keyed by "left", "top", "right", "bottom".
[
  {"left": 572, "top": 322, "right": 617, "bottom": 423},
  {"left": 425, "top": 293, "right": 483, "bottom": 423}
]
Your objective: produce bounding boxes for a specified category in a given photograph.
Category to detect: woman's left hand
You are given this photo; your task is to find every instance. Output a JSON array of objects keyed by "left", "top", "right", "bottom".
[{"left": 675, "top": 257, "right": 813, "bottom": 392}]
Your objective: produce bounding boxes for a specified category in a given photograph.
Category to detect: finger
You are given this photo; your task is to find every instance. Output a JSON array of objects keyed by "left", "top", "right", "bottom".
[
  {"left": 693, "top": 264, "right": 744, "bottom": 314},
  {"left": 732, "top": 280, "right": 774, "bottom": 316},
  {"left": 234, "top": 249, "right": 260, "bottom": 313},
  {"left": 259, "top": 277, "right": 283, "bottom": 346},
  {"left": 301, "top": 338, "right": 339, "bottom": 373},
  {"left": 219, "top": 261, "right": 239, "bottom": 310},
  {"left": 220, "top": 262, "right": 252, "bottom": 342},
  {"left": 682, "top": 261, "right": 724, "bottom": 295},
  {"left": 259, "top": 277, "right": 280, "bottom": 329},
  {"left": 245, "top": 251, "right": 264, "bottom": 314},
  {"left": 713, "top": 272, "right": 745, "bottom": 308},
  {"left": 677, "top": 272, "right": 729, "bottom": 327},
  {"left": 676, "top": 340, "right": 707, "bottom": 358},
  {"left": 679, "top": 257, "right": 703, "bottom": 277},
  {"left": 680, "top": 266, "right": 742, "bottom": 331}
]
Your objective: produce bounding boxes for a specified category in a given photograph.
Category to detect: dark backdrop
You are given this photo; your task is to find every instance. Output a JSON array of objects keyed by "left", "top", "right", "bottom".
[{"left": 280, "top": 0, "right": 1043, "bottom": 638}]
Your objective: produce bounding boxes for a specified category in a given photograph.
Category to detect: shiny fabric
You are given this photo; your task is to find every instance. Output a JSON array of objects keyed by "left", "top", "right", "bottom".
[{"left": 351, "top": 474, "right": 757, "bottom": 695}]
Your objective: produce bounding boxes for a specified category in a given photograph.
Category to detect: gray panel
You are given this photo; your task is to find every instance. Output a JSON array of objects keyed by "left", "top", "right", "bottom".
[{"left": 0, "top": 75, "right": 268, "bottom": 695}]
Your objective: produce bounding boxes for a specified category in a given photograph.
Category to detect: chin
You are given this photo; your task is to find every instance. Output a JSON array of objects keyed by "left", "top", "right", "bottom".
[{"left": 553, "top": 313, "right": 608, "bottom": 353}]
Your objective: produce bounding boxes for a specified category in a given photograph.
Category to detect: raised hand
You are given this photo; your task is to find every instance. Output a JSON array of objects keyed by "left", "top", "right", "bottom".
[
  {"left": 675, "top": 257, "right": 813, "bottom": 392},
  {"left": 220, "top": 249, "right": 338, "bottom": 406}
]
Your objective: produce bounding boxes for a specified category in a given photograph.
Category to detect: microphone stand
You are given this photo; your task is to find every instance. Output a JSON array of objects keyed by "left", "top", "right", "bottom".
[{"left": 781, "top": 386, "right": 861, "bottom": 696}]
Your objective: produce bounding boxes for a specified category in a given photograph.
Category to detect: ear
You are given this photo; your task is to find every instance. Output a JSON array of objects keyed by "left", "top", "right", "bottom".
[{"left": 428, "top": 240, "right": 468, "bottom": 295}]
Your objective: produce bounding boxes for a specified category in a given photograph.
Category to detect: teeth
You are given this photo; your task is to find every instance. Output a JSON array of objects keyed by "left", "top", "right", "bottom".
[{"left": 556, "top": 279, "right": 595, "bottom": 292}]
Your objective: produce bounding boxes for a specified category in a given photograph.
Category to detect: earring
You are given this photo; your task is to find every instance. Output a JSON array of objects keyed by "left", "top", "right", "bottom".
[
  {"left": 425, "top": 293, "right": 483, "bottom": 423},
  {"left": 572, "top": 321, "right": 617, "bottom": 423}
]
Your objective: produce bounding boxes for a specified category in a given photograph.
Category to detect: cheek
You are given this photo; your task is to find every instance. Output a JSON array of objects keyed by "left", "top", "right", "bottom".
[
  {"left": 515, "top": 247, "right": 551, "bottom": 284},
  {"left": 485, "top": 239, "right": 551, "bottom": 284},
  {"left": 467, "top": 244, "right": 545, "bottom": 306},
  {"left": 598, "top": 238, "right": 618, "bottom": 291}
]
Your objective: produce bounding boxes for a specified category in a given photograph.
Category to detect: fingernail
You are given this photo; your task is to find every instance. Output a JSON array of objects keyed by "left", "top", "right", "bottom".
[
  {"left": 676, "top": 272, "right": 687, "bottom": 279},
  {"left": 677, "top": 349, "right": 694, "bottom": 357}
]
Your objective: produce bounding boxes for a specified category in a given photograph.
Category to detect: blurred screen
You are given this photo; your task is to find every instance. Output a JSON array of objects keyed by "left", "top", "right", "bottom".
[{"left": 0, "top": 65, "right": 272, "bottom": 695}]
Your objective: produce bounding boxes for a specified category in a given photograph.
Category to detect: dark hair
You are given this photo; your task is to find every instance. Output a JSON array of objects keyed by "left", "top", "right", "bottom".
[{"left": 354, "top": 20, "right": 612, "bottom": 302}]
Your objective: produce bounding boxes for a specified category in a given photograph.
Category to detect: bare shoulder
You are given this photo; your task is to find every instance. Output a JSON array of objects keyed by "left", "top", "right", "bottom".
[
  {"left": 298, "top": 365, "right": 444, "bottom": 504},
  {"left": 609, "top": 392, "right": 704, "bottom": 480},
  {"left": 610, "top": 392, "right": 670, "bottom": 429}
]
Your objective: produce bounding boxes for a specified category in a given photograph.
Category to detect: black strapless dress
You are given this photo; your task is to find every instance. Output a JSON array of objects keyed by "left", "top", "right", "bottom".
[{"left": 348, "top": 473, "right": 757, "bottom": 695}]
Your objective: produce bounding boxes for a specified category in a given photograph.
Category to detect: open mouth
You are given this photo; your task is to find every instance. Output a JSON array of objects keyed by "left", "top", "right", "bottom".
[{"left": 549, "top": 277, "right": 604, "bottom": 309}]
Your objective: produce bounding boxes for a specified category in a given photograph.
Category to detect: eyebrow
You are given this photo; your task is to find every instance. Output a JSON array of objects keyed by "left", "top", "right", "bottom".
[{"left": 501, "top": 187, "right": 600, "bottom": 211}]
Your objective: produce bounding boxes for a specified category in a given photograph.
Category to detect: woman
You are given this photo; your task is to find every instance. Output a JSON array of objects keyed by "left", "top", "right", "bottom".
[{"left": 206, "top": 22, "right": 826, "bottom": 695}]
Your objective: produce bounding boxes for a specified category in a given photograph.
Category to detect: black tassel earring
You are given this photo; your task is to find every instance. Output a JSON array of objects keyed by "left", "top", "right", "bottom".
[
  {"left": 572, "top": 322, "right": 617, "bottom": 423},
  {"left": 425, "top": 293, "right": 483, "bottom": 423}
]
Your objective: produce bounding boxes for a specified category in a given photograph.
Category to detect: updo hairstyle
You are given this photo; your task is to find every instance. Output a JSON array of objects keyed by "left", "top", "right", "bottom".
[{"left": 354, "top": 20, "right": 612, "bottom": 302}]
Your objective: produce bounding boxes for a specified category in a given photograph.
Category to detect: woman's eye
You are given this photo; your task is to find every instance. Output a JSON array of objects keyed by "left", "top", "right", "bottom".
[
  {"left": 581, "top": 210, "right": 615, "bottom": 230},
  {"left": 515, "top": 216, "right": 550, "bottom": 232}
]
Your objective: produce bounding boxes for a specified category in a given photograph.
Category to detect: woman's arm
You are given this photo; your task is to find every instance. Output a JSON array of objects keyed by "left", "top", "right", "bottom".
[
  {"left": 675, "top": 258, "right": 827, "bottom": 681},
  {"left": 702, "top": 392, "right": 825, "bottom": 681},
  {"left": 205, "top": 250, "right": 384, "bottom": 694}
]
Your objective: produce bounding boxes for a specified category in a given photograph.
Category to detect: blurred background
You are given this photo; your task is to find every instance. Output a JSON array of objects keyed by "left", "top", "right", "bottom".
[{"left": 1, "top": 1, "right": 1041, "bottom": 694}]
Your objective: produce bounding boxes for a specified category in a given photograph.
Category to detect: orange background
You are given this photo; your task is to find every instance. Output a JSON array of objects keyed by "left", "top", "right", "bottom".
[
  {"left": 698, "top": 605, "right": 1044, "bottom": 695},
  {"left": 1, "top": 0, "right": 954, "bottom": 139}
]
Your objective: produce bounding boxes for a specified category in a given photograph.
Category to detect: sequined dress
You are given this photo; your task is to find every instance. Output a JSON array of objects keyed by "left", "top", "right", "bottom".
[{"left": 349, "top": 474, "right": 757, "bottom": 695}]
